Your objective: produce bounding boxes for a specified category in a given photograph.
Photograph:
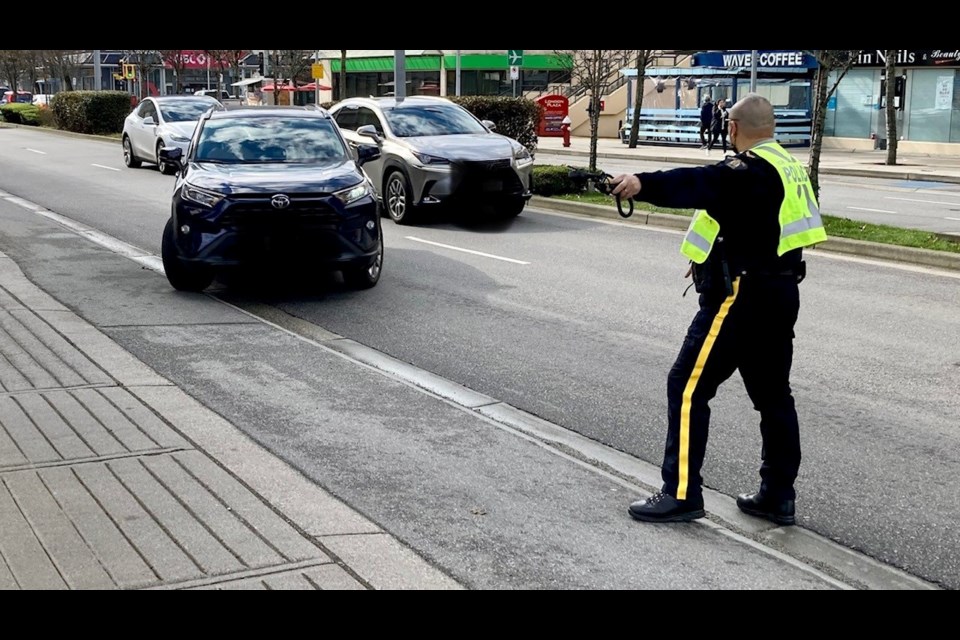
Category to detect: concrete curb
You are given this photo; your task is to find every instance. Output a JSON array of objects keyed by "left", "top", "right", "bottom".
[
  {"left": 0, "top": 121, "right": 118, "bottom": 144},
  {"left": 529, "top": 196, "right": 960, "bottom": 273}
]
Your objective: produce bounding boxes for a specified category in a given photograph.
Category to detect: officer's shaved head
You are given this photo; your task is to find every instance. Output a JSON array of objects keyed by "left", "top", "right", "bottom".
[{"left": 729, "top": 93, "right": 775, "bottom": 135}]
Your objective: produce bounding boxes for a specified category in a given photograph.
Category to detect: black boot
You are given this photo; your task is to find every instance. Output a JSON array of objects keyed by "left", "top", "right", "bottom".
[
  {"left": 736, "top": 492, "right": 796, "bottom": 526},
  {"left": 629, "top": 491, "right": 705, "bottom": 522}
]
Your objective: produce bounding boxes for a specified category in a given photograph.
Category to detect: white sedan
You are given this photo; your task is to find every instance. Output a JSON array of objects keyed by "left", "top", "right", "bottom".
[{"left": 122, "top": 95, "right": 223, "bottom": 174}]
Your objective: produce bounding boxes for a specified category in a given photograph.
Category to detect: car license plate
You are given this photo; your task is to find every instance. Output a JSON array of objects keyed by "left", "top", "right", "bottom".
[{"left": 482, "top": 179, "right": 503, "bottom": 192}]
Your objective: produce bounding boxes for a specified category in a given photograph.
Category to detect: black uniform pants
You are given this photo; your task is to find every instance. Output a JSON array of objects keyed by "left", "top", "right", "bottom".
[{"left": 662, "top": 275, "right": 801, "bottom": 502}]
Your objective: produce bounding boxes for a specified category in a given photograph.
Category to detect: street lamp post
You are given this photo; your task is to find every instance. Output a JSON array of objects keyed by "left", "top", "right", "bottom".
[
  {"left": 456, "top": 49, "right": 461, "bottom": 97},
  {"left": 394, "top": 50, "right": 406, "bottom": 100},
  {"left": 93, "top": 49, "right": 102, "bottom": 91},
  {"left": 750, "top": 49, "right": 758, "bottom": 92}
]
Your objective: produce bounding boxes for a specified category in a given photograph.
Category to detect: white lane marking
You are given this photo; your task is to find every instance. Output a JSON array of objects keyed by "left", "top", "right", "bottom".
[
  {"left": 404, "top": 236, "right": 530, "bottom": 265},
  {"left": 25, "top": 148, "right": 46, "bottom": 155},
  {"left": 848, "top": 206, "right": 896, "bottom": 214},
  {"left": 886, "top": 196, "right": 960, "bottom": 206},
  {"left": 91, "top": 164, "right": 121, "bottom": 172},
  {"left": 946, "top": 217, "right": 960, "bottom": 222}
]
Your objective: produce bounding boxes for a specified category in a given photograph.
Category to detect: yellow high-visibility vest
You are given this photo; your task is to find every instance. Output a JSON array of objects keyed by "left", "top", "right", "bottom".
[
  {"left": 679, "top": 141, "right": 827, "bottom": 262},
  {"left": 680, "top": 210, "right": 720, "bottom": 264},
  {"left": 751, "top": 141, "right": 828, "bottom": 255}
]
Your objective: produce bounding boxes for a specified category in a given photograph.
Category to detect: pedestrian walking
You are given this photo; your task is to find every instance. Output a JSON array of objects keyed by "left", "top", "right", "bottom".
[
  {"left": 608, "top": 93, "right": 827, "bottom": 525},
  {"left": 707, "top": 98, "right": 730, "bottom": 153},
  {"left": 698, "top": 96, "right": 713, "bottom": 149}
]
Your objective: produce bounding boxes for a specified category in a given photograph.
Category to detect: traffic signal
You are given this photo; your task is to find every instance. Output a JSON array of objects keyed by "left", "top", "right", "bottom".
[{"left": 123, "top": 64, "right": 136, "bottom": 80}]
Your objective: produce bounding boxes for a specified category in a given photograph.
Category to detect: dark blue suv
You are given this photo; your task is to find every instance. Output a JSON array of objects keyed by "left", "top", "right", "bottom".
[{"left": 159, "top": 106, "right": 383, "bottom": 292}]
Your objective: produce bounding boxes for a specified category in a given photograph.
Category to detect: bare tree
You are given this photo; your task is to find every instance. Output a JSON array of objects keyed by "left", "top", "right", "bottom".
[
  {"left": 159, "top": 50, "right": 188, "bottom": 94},
  {"left": 340, "top": 49, "right": 347, "bottom": 101},
  {"left": 0, "top": 50, "right": 27, "bottom": 90},
  {"left": 558, "top": 49, "right": 636, "bottom": 171},
  {"left": 43, "top": 50, "right": 84, "bottom": 91},
  {"left": 807, "top": 50, "right": 863, "bottom": 200},
  {"left": 204, "top": 50, "right": 246, "bottom": 97},
  {"left": 628, "top": 50, "right": 657, "bottom": 149},
  {"left": 884, "top": 49, "right": 899, "bottom": 166}
]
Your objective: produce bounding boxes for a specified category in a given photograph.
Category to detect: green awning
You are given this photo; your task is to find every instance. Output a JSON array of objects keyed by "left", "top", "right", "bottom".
[
  {"left": 331, "top": 56, "right": 442, "bottom": 73},
  {"left": 442, "top": 53, "right": 571, "bottom": 70}
]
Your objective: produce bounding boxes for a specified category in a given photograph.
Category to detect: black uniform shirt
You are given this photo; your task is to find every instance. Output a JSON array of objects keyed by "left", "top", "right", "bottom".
[{"left": 633, "top": 142, "right": 804, "bottom": 280}]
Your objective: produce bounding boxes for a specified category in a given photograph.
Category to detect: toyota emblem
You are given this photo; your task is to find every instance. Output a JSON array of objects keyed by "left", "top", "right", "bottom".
[{"left": 271, "top": 194, "right": 291, "bottom": 210}]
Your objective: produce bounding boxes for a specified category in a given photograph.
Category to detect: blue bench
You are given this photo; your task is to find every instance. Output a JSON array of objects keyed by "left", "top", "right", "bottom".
[{"left": 620, "top": 108, "right": 811, "bottom": 147}]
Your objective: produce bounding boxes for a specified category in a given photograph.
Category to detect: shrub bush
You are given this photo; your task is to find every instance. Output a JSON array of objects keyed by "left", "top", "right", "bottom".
[
  {"left": 51, "top": 91, "right": 132, "bottom": 135},
  {"left": 450, "top": 96, "right": 542, "bottom": 155},
  {"left": 37, "top": 106, "right": 57, "bottom": 128},
  {"left": 531, "top": 164, "right": 594, "bottom": 196},
  {"left": 0, "top": 103, "right": 41, "bottom": 124}
]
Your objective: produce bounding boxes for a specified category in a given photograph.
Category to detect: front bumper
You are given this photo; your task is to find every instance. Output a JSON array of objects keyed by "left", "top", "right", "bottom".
[
  {"left": 171, "top": 192, "right": 381, "bottom": 268},
  {"left": 409, "top": 158, "right": 533, "bottom": 206}
]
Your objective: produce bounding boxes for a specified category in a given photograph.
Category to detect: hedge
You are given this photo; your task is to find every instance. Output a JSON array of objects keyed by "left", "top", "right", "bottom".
[
  {"left": 0, "top": 103, "right": 41, "bottom": 125},
  {"left": 531, "top": 164, "right": 598, "bottom": 196},
  {"left": 51, "top": 91, "right": 131, "bottom": 135}
]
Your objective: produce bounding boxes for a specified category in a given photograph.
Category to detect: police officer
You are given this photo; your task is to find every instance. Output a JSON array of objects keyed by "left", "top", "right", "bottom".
[{"left": 609, "top": 93, "right": 826, "bottom": 524}]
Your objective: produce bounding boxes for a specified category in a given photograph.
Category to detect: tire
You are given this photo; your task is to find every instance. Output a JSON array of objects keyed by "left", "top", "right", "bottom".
[
  {"left": 384, "top": 170, "right": 416, "bottom": 225},
  {"left": 161, "top": 218, "right": 214, "bottom": 292},
  {"left": 122, "top": 136, "right": 142, "bottom": 168},
  {"left": 157, "top": 141, "right": 177, "bottom": 175},
  {"left": 342, "top": 234, "right": 383, "bottom": 290}
]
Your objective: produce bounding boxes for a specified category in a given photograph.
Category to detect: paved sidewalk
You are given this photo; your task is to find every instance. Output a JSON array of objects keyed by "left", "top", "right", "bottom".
[
  {"left": 0, "top": 250, "right": 461, "bottom": 590},
  {"left": 536, "top": 135, "right": 960, "bottom": 184}
]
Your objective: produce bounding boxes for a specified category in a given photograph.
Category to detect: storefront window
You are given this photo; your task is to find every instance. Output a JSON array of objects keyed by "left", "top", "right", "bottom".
[
  {"left": 905, "top": 69, "right": 960, "bottom": 143},
  {"left": 825, "top": 68, "right": 877, "bottom": 138}
]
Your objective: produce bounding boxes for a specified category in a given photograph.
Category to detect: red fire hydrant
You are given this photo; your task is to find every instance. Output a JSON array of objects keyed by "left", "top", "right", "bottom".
[{"left": 561, "top": 115, "right": 572, "bottom": 148}]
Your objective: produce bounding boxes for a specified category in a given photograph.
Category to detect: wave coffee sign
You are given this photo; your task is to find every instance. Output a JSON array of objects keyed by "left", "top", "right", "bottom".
[
  {"left": 692, "top": 50, "right": 818, "bottom": 69},
  {"left": 854, "top": 49, "right": 960, "bottom": 66}
]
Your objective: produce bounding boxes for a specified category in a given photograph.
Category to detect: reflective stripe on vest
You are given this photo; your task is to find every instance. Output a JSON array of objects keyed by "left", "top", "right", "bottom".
[
  {"left": 751, "top": 141, "right": 828, "bottom": 256},
  {"left": 681, "top": 210, "right": 720, "bottom": 264}
]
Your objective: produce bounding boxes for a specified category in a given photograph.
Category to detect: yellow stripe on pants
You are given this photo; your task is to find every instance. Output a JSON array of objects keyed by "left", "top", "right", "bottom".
[{"left": 677, "top": 278, "right": 740, "bottom": 500}]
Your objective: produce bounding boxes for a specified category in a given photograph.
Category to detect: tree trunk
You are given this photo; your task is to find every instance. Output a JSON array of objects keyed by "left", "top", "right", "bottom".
[
  {"left": 807, "top": 63, "right": 830, "bottom": 202},
  {"left": 885, "top": 49, "right": 899, "bottom": 165},
  {"left": 628, "top": 51, "right": 647, "bottom": 149}
]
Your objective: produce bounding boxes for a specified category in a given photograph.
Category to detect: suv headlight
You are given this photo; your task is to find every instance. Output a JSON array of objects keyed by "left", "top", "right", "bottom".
[
  {"left": 334, "top": 180, "right": 372, "bottom": 205},
  {"left": 513, "top": 145, "right": 533, "bottom": 168},
  {"left": 412, "top": 151, "right": 450, "bottom": 166},
  {"left": 169, "top": 132, "right": 191, "bottom": 143},
  {"left": 181, "top": 183, "right": 224, "bottom": 208}
]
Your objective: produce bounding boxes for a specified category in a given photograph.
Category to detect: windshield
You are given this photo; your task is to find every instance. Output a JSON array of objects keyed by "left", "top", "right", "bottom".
[
  {"left": 194, "top": 116, "right": 349, "bottom": 164},
  {"left": 383, "top": 104, "right": 488, "bottom": 137},
  {"left": 160, "top": 99, "right": 221, "bottom": 123}
]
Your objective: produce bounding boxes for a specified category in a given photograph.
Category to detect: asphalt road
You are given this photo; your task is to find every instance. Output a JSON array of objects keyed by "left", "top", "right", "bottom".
[{"left": 2, "top": 125, "right": 959, "bottom": 588}]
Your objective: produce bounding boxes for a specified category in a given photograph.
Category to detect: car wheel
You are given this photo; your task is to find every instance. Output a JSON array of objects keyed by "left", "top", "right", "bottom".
[
  {"left": 342, "top": 235, "right": 383, "bottom": 290},
  {"left": 157, "top": 141, "right": 177, "bottom": 175},
  {"left": 384, "top": 170, "right": 416, "bottom": 225},
  {"left": 161, "top": 218, "right": 214, "bottom": 292},
  {"left": 122, "top": 136, "right": 142, "bottom": 168}
]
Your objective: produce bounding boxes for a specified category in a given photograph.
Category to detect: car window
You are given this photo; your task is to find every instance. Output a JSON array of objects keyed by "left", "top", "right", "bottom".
[
  {"left": 194, "top": 116, "right": 349, "bottom": 164},
  {"left": 159, "top": 99, "right": 220, "bottom": 123},
  {"left": 382, "top": 104, "right": 488, "bottom": 137},
  {"left": 140, "top": 101, "right": 158, "bottom": 120},
  {"left": 355, "top": 107, "right": 384, "bottom": 135},
  {"left": 136, "top": 101, "right": 153, "bottom": 118},
  {"left": 334, "top": 107, "right": 358, "bottom": 131}
]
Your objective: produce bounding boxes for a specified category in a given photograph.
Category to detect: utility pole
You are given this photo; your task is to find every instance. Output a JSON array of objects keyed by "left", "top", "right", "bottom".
[
  {"left": 456, "top": 49, "right": 461, "bottom": 96},
  {"left": 93, "top": 49, "right": 102, "bottom": 91},
  {"left": 394, "top": 50, "right": 405, "bottom": 100},
  {"left": 750, "top": 49, "right": 758, "bottom": 92}
]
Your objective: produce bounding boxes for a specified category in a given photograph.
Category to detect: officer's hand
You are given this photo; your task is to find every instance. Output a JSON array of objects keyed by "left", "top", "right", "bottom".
[{"left": 610, "top": 174, "right": 641, "bottom": 200}]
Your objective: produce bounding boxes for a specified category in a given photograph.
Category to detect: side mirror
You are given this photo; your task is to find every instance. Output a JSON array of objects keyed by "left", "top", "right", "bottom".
[
  {"left": 481, "top": 119, "right": 496, "bottom": 131},
  {"left": 159, "top": 146, "right": 183, "bottom": 171},
  {"left": 142, "top": 116, "right": 156, "bottom": 126},
  {"left": 356, "top": 124, "right": 382, "bottom": 144},
  {"left": 356, "top": 143, "right": 381, "bottom": 166}
]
